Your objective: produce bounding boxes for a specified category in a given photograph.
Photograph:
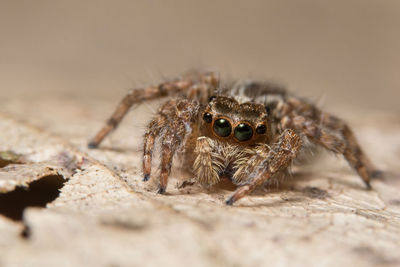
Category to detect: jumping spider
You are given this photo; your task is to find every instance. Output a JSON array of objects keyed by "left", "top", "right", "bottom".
[{"left": 88, "top": 71, "right": 379, "bottom": 205}]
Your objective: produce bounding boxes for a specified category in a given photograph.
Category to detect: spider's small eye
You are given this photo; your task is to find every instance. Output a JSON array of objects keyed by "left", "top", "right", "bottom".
[
  {"left": 209, "top": 95, "right": 217, "bottom": 102},
  {"left": 256, "top": 124, "right": 266, "bottom": 134},
  {"left": 265, "top": 105, "right": 270, "bottom": 114},
  {"left": 203, "top": 112, "right": 213, "bottom": 123},
  {"left": 234, "top": 123, "right": 253, "bottom": 141},
  {"left": 213, "top": 118, "right": 232, "bottom": 137}
]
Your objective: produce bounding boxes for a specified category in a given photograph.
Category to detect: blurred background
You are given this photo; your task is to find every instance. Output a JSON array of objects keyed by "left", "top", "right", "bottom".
[{"left": 0, "top": 0, "right": 399, "bottom": 112}]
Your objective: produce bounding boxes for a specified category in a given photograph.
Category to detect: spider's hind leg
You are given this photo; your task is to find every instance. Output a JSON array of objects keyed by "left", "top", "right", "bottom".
[
  {"left": 321, "top": 112, "right": 381, "bottom": 183},
  {"left": 285, "top": 107, "right": 377, "bottom": 189}
]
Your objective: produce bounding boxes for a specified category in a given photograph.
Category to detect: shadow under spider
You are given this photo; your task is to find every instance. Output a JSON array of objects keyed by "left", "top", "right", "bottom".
[
  {"left": 152, "top": 168, "right": 373, "bottom": 208},
  {"left": 173, "top": 171, "right": 320, "bottom": 196},
  {"left": 234, "top": 196, "right": 307, "bottom": 208}
]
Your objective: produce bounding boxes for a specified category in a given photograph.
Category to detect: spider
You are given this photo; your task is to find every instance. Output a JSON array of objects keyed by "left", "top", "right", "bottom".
[{"left": 88, "top": 71, "right": 379, "bottom": 205}]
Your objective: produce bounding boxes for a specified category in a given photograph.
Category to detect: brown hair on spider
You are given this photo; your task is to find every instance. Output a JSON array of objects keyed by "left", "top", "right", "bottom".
[{"left": 88, "top": 71, "right": 380, "bottom": 205}]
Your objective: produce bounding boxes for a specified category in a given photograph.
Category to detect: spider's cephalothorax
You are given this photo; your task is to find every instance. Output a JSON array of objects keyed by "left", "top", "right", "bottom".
[{"left": 88, "top": 71, "right": 379, "bottom": 205}]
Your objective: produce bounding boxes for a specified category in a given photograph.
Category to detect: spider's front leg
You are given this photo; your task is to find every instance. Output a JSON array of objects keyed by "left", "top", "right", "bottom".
[
  {"left": 143, "top": 98, "right": 201, "bottom": 193},
  {"left": 226, "top": 129, "right": 302, "bottom": 205}
]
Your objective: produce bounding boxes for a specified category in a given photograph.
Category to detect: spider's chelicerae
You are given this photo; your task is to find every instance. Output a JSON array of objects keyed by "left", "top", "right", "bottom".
[{"left": 88, "top": 71, "right": 379, "bottom": 205}]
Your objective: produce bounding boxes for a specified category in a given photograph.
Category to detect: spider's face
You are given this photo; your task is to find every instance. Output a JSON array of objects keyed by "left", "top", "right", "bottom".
[{"left": 202, "top": 96, "right": 271, "bottom": 145}]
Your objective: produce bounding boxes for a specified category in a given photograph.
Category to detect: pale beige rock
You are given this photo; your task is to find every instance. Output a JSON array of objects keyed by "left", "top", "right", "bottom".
[
  {"left": 0, "top": 97, "right": 399, "bottom": 267},
  {"left": 0, "top": 163, "right": 66, "bottom": 193}
]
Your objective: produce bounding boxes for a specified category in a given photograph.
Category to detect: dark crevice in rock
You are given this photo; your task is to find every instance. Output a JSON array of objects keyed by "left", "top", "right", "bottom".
[
  {"left": 0, "top": 151, "right": 23, "bottom": 168},
  {"left": 0, "top": 175, "right": 66, "bottom": 221},
  {"left": 0, "top": 159, "right": 12, "bottom": 168}
]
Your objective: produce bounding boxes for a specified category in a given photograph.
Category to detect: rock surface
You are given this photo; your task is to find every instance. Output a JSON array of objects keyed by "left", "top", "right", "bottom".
[{"left": 0, "top": 95, "right": 399, "bottom": 267}]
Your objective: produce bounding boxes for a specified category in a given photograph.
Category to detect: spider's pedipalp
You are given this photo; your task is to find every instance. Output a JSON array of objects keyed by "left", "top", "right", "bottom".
[{"left": 193, "top": 137, "right": 224, "bottom": 186}]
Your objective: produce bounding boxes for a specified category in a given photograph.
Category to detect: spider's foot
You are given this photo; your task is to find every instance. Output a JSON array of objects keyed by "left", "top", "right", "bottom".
[
  {"left": 225, "top": 196, "right": 235, "bottom": 206},
  {"left": 157, "top": 187, "right": 166, "bottom": 194},
  {"left": 225, "top": 185, "right": 251, "bottom": 205},
  {"left": 364, "top": 180, "right": 372, "bottom": 190},
  {"left": 143, "top": 174, "right": 150, "bottom": 182},
  {"left": 87, "top": 141, "right": 98, "bottom": 149}
]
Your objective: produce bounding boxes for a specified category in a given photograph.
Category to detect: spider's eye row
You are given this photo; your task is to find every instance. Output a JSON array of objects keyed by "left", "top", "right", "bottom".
[
  {"left": 256, "top": 124, "right": 267, "bottom": 134},
  {"left": 209, "top": 95, "right": 217, "bottom": 102},
  {"left": 203, "top": 112, "right": 213, "bottom": 123},
  {"left": 213, "top": 118, "right": 232, "bottom": 137},
  {"left": 234, "top": 123, "right": 253, "bottom": 141}
]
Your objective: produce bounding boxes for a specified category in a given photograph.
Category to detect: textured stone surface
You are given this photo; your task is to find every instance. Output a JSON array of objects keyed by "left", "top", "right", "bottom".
[{"left": 0, "top": 96, "right": 399, "bottom": 267}]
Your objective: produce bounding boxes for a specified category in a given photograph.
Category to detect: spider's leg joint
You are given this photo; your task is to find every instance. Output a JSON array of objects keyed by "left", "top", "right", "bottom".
[{"left": 107, "top": 118, "right": 119, "bottom": 128}]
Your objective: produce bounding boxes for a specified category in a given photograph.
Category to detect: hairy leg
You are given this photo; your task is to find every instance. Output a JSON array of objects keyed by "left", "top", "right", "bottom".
[
  {"left": 142, "top": 99, "right": 201, "bottom": 193},
  {"left": 226, "top": 129, "right": 302, "bottom": 205},
  {"left": 88, "top": 72, "right": 217, "bottom": 148},
  {"left": 320, "top": 112, "right": 379, "bottom": 177},
  {"left": 281, "top": 104, "right": 375, "bottom": 188},
  {"left": 143, "top": 117, "right": 163, "bottom": 181}
]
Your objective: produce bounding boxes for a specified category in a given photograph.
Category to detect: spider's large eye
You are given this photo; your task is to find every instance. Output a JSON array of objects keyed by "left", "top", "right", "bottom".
[
  {"left": 234, "top": 123, "right": 253, "bottom": 141},
  {"left": 213, "top": 118, "right": 232, "bottom": 137}
]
